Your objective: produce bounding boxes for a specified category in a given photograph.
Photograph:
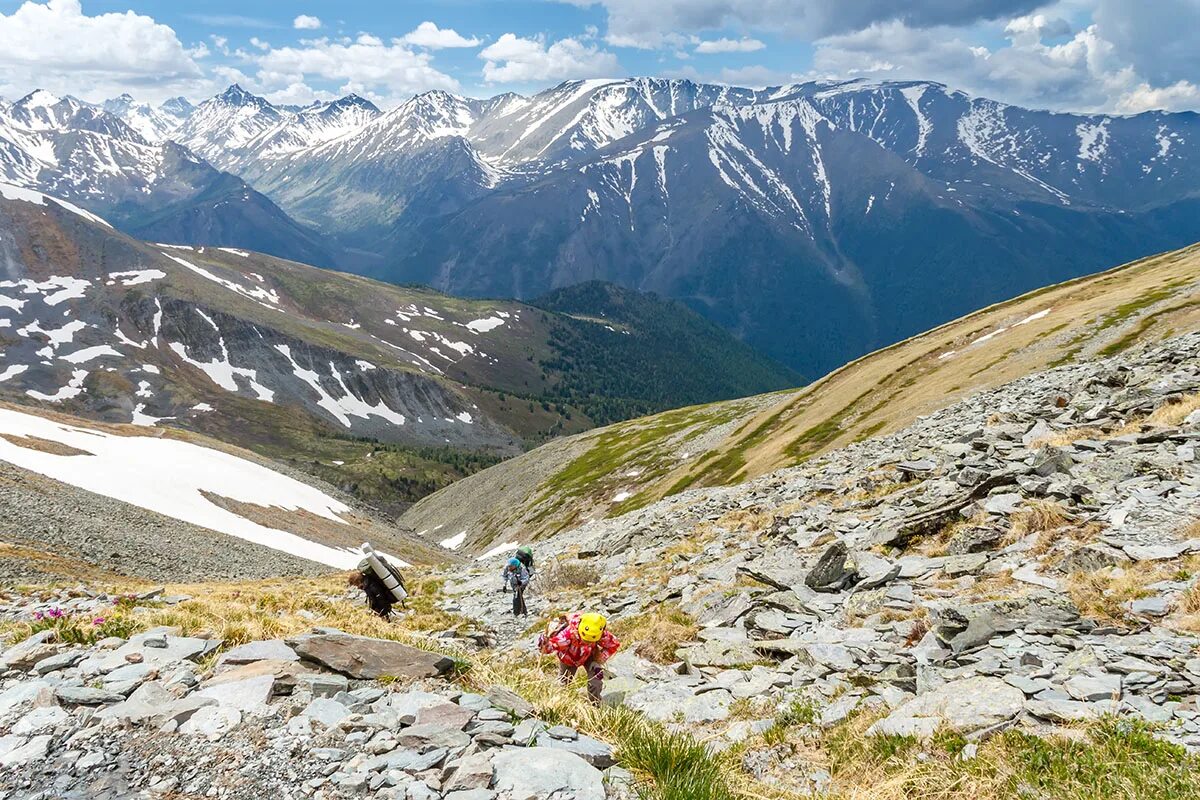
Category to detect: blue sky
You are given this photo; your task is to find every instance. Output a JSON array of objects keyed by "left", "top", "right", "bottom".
[{"left": 1, "top": 0, "right": 1198, "bottom": 113}]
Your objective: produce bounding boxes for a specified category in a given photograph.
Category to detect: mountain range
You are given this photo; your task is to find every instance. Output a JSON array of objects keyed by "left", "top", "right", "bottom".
[{"left": 2, "top": 78, "right": 1198, "bottom": 376}]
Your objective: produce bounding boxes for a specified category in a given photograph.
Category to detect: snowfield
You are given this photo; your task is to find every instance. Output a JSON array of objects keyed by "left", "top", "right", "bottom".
[{"left": 0, "top": 406, "right": 372, "bottom": 569}]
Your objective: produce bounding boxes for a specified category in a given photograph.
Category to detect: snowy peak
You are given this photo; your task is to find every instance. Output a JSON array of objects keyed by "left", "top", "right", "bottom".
[
  {"left": 102, "top": 93, "right": 179, "bottom": 142},
  {"left": 310, "top": 93, "right": 380, "bottom": 119},
  {"left": 10, "top": 90, "right": 91, "bottom": 131},
  {"left": 174, "top": 85, "right": 286, "bottom": 167},
  {"left": 160, "top": 96, "right": 195, "bottom": 121},
  {"left": 216, "top": 83, "right": 272, "bottom": 110}
]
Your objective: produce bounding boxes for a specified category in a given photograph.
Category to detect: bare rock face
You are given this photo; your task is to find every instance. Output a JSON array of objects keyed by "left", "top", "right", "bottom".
[{"left": 287, "top": 633, "right": 454, "bottom": 680}]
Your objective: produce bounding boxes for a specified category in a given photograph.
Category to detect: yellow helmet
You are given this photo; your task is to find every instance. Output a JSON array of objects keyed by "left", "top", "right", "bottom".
[{"left": 578, "top": 612, "right": 607, "bottom": 643}]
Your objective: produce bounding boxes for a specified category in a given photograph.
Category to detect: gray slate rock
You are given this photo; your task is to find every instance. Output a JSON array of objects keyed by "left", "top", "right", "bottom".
[
  {"left": 867, "top": 677, "right": 1024, "bottom": 738},
  {"left": 806, "top": 542, "right": 853, "bottom": 592},
  {"left": 288, "top": 633, "right": 453, "bottom": 680},
  {"left": 491, "top": 747, "right": 605, "bottom": 800}
]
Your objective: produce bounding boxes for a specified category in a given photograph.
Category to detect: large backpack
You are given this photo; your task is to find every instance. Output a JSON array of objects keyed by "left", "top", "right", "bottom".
[{"left": 515, "top": 546, "right": 534, "bottom": 570}]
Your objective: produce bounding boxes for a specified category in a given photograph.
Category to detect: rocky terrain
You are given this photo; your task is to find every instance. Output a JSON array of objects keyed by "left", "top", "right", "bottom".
[
  {"left": 4, "top": 327, "right": 1198, "bottom": 799},
  {"left": 0, "top": 588, "right": 628, "bottom": 800},
  {"left": 438, "top": 329, "right": 1200, "bottom": 790}
]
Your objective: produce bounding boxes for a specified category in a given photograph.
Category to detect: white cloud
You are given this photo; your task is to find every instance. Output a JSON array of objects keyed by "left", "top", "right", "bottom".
[
  {"left": 251, "top": 34, "right": 460, "bottom": 100},
  {"left": 249, "top": 37, "right": 270, "bottom": 51},
  {"left": 695, "top": 37, "right": 766, "bottom": 54},
  {"left": 1115, "top": 79, "right": 1200, "bottom": 113},
  {"left": 564, "top": 0, "right": 1047, "bottom": 49},
  {"left": 293, "top": 14, "right": 321, "bottom": 30},
  {"left": 1004, "top": 13, "right": 1071, "bottom": 45},
  {"left": 402, "top": 21, "right": 481, "bottom": 49},
  {"left": 0, "top": 0, "right": 204, "bottom": 102},
  {"left": 480, "top": 33, "right": 621, "bottom": 83},
  {"left": 809, "top": 15, "right": 1199, "bottom": 113}
]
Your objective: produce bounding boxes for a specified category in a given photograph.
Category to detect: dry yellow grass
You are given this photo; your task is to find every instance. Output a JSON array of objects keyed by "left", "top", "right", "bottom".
[
  {"left": 717, "top": 507, "right": 776, "bottom": 533},
  {"left": 1066, "top": 567, "right": 1164, "bottom": 625},
  {"left": 0, "top": 574, "right": 472, "bottom": 649},
  {"left": 612, "top": 604, "right": 699, "bottom": 663},
  {"left": 1148, "top": 392, "right": 1200, "bottom": 426}
]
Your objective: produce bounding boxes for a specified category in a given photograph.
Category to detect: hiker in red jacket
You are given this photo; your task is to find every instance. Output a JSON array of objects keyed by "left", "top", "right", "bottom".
[{"left": 538, "top": 612, "right": 620, "bottom": 704}]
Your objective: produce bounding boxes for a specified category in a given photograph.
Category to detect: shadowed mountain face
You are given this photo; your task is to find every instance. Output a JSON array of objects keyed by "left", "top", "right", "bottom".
[{"left": 5, "top": 79, "right": 1200, "bottom": 377}]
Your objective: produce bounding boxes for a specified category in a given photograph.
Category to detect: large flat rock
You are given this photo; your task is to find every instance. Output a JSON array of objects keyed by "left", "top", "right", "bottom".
[
  {"left": 866, "top": 676, "right": 1024, "bottom": 738},
  {"left": 491, "top": 747, "right": 605, "bottom": 800},
  {"left": 288, "top": 633, "right": 454, "bottom": 680}
]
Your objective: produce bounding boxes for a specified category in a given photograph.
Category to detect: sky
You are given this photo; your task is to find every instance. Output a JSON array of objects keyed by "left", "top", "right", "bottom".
[{"left": 0, "top": 0, "right": 1197, "bottom": 113}]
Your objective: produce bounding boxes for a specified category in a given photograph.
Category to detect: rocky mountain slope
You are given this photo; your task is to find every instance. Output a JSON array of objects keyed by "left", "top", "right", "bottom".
[
  {"left": 402, "top": 240, "right": 1200, "bottom": 549},
  {"left": 2, "top": 326, "right": 1199, "bottom": 799},
  {"left": 436, "top": 324, "right": 1200, "bottom": 793},
  {"left": 0, "top": 186, "right": 795, "bottom": 514}
]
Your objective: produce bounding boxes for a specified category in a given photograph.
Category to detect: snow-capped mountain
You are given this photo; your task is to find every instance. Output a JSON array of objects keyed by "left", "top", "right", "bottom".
[
  {"left": 173, "top": 86, "right": 381, "bottom": 172},
  {"left": 4, "top": 77, "right": 1200, "bottom": 376},
  {"left": 359, "top": 79, "right": 1199, "bottom": 375},
  {"left": 172, "top": 84, "right": 286, "bottom": 167},
  {"left": 102, "top": 93, "right": 189, "bottom": 142},
  {"left": 0, "top": 89, "right": 334, "bottom": 266}
]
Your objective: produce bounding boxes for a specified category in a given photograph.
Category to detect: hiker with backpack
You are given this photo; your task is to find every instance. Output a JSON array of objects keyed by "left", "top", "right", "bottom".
[
  {"left": 501, "top": 557, "right": 530, "bottom": 617},
  {"left": 538, "top": 612, "right": 620, "bottom": 704},
  {"left": 349, "top": 545, "right": 408, "bottom": 620}
]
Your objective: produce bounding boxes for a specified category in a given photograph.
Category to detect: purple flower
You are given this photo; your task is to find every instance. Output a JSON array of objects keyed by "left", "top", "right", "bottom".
[
  {"left": 47, "top": 607, "right": 64, "bottom": 619},
  {"left": 92, "top": 617, "right": 106, "bottom": 626},
  {"left": 32, "top": 611, "right": 43, "bottom": 621}
]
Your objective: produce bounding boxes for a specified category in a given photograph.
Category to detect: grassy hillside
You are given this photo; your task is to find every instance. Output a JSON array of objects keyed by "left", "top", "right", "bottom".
[{"left": 402, "top": 241, "right": 1200, "bottom": 546}]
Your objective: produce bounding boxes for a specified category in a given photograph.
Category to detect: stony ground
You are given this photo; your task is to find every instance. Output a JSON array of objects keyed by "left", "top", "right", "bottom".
[
  {"left": 442, "top": 331, "right": 1200, "bottom": 763},
  {"left": 2, "top": 331, "right": 1200, "bottom": 799},
  {"left": 0, "top": 586, "right": 631, "bottom": 800}
]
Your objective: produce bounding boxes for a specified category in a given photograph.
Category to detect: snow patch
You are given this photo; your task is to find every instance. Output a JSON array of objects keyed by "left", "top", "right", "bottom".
[
  {"left": 475, "top": 541, "right": 520, "bottom": 562},
  {"left": 59, "top": 345, "right": 122, "bottom": 364},
  {"left": 1013, "top": 308, "right": 1052, "bottom": 326},
  {"left": 0, "top": 406, "right": 370, "bottom": 568},
  {"left": 0, "top": 182, "right": 112, "bottom": 228},
  {"left": 465, "top": 316, "right": 505, "bottom": 333},
  {"left": 107, "top": 269, "right": 166, "bottom": 287},
  {"left": 26, "top": 369, "right": 88, "bottom": 402},
  {"left": 439, "top": 531, "right": 467, "bottom": 551},
  {"left": 1076, "top": 121, "right": 1110, "bottom": 163}
]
